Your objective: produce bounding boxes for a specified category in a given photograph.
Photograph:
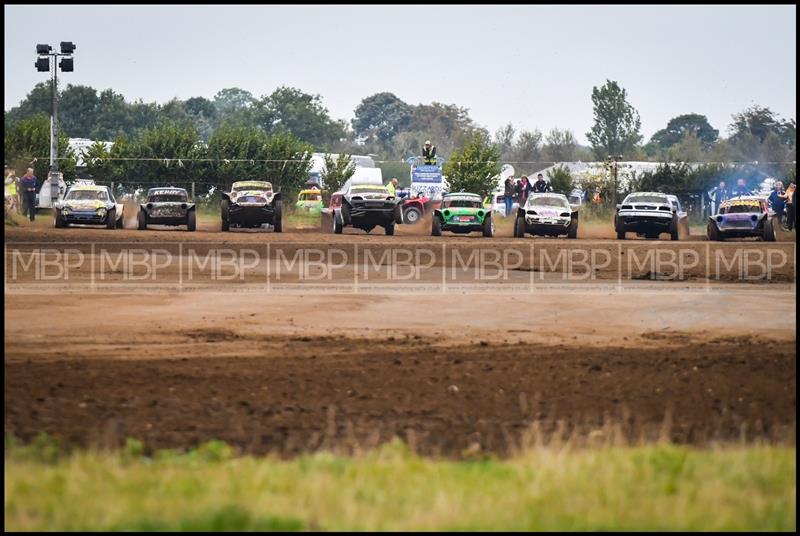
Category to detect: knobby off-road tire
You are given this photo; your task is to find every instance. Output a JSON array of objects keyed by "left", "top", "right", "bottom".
[
  {"left": 53, "top": 209, "right": 66, "bottom": 228},
  {"left": 385, "top": 222, "right": 395, "bottom": 236},
  {"left": 341, "top": 202, "right": 352, "bottom": 225},
  {"left": 762, "top": 217, "right": 776, "bottom": 242},
  {"left": 187, "top": 210, "right": 196, "bottom": 232},
  {"left": 567, "top": 216, "right": 578, "bottom": 239},
  {"left": 615, "top": 216, "right": 626, "bottom": 240},
  {"left": 707, "top": 221, "right": 722, "bottom": 241},
  {"left": 431, "top": 215, "right": 442, "bottom": 236},
  {"left": 138, "top": 208, "right": 148, "bottom": 230},
  {"left": 273, "top": 200, "right": 283, "bottom": 233},
  {"left": 403, "top": 206, "right": 422, "bottom": 225},
  {"left": 106, "top": 209, "right": 116, "bottom": 229},
  {"left": 333, "top": 211, "right": 344, "bottom": 234},
  {"left": 514, "top": 216, "right": 526, "bottom": 238},
  {"left": 482, "top": 215, "right": 494, "bottom": 237},
  {"left": 670, "top": 216, "right": 680, "bottom": 241},
  {"left": 221, "top": 200, "right": 230, "bottom": 232}
]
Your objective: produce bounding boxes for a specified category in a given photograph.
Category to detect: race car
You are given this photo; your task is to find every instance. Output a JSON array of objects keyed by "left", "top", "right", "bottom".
[
  {"left": 614, "top": 191, "right": 688, "bottom": 240},
  {"left": 220, "top": 180, "right": 282, "bottom": 232},
  {"left": 432, "top": 192, "right": 493, "bottom": 237},
  {"left": 137, "top": 187, "right": 196, "bottom": 231},
  {"left": 295, "top": 187, "right": 323, "bottom": 214},
  {"left": 53, "top": 183, "right": 124, "bottom": 229},
  {"left": 513, "top": 192, "right": 578, "bottom": 238},
  {"left": 323, "top": 182, "right": 403, "bottom": 235},
  {"left": 707, "top": 196, "right": 776, "bottom": 242}
]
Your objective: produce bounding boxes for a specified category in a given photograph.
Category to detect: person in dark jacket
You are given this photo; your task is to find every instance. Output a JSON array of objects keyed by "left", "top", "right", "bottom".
[
  {"left": 19, "top": 168, "right": 37, "bottom": 222},
  {"left": 731, "top": 178, "right": 751, "bottom": 197},
  {"left": 532, "top": 173, "right": 551, "bottom": 193},
  {"left": 503, "top": 176, "right": 515, "bottom": 216},
  {"left": 768, "top": 181, "right": 786, "bottom": 221}
]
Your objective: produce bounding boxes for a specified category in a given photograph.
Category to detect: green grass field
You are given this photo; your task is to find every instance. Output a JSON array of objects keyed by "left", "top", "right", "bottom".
[{"left": 4, "top": 438, "right": 795, "bottom": 531}]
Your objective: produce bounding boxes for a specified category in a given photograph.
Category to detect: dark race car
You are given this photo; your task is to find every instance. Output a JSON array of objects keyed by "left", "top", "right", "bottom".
[
  {"left": 707, "top": 196, "right": 776, "bottom": 242},
  {"left": 322, "top": 182, "right": 403, "bottom": 235},
  {"left": 220, "top": 180, "right": 282, "bottom": 232},
  {"left": 137, "top": 187, "right": 196, "bottom": 231}
]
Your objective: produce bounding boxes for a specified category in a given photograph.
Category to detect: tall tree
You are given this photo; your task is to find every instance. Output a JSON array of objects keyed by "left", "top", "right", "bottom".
[
  {"left": 586, "top": 80, "right": 642, "bottom": 159},
  {"left": 649, "top": 113, "right": 718, "bottom": 150},
  {"left": 257, "top": 86, "right": 344, "bottom": 149},
  {"left": 4, "top": 83, "right": 52, "bottom": 133},
  {"left": 213, "top": 87, "right": 255, "bottom": 115},
  {"left": 542, "top": 128, "right": 577, "bottom": 162},
  {"left": 352, "top": 92, "right": 412, "bottom": 144},
  {"left": 443, "top": 132, "right": 501, "bottom": 198},
  {"left": 59, "top": 84, "right": 99, "bottom": 138},
  {"left": 320, "top": 153, "right": 356, "bottom": 202},
  {"left": 4, "top": 113, "right": 77, "bottom": 184},
  {"left": 90, "top": 89, "right": 132, "bottom": 140}
]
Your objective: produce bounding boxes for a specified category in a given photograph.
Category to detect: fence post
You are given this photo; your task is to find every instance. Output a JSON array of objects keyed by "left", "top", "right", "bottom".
[{"left": 191, "top": 181, "right": 195, "bottom": 200}]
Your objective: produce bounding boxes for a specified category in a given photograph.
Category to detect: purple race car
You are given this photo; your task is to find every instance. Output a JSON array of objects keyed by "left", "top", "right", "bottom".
[{"left": 707, "top": 196, "right": 776, "bottom": 242}]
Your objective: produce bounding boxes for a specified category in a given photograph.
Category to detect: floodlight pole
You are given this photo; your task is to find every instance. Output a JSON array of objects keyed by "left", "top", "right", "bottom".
[
  {"left": 36, "top": 42, "right": 75, "bottom": 206},
  {"left": 50, "top": 55, "right": 59, "bottom": 172}
]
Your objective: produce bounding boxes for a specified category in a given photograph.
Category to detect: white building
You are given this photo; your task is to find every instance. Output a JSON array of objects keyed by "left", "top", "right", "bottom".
[{"left": 68, "top": 138, "right": 114, "bottom": 167}]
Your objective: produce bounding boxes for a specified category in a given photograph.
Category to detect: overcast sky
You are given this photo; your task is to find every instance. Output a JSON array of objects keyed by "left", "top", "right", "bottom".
[{"left": 4, "top": 4, "right": 796, "bottom": 144}]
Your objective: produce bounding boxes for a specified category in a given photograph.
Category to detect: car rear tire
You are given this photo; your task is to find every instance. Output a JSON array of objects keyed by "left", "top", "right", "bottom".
[
  {"left": 670, "top": 216, "right": 680, "bottom": 241},
  {"left": 106, "top": 208, "right": 116, "bottom": 229},
  {"left": 385, "top": 222, "right": 395, "bottom": 236},
  {"left": 137, "top": 208, "right": 147, "bottom": 230},
  {"left": 53, "top": 209, "right": 65, "bottom": 228},
  {"left": 333, "top": 211, "right": 343, "bottom": 234},
  {"left": 432, "top": 215, "right": 442, "bottom": 236},
  {"left": 273, "top": 200, "right": 283, "bottom": 233},
  {"left": 341, "top": 202, "right": 352, "bottom": 225},
  {"left": 187, "top": 210, "right": 196, "bottom": 232},
  {"left": 221, "top": 200, "right": 230, "bottom": 232},
  {"left": 394, "top": 204, "right": 404, "bottom": 225},
  {"left": 404, "top": 206, "right": 422, "bottom": 225},
  {"left": 567, "top": 217, "right": 578, "bottom": 239},
  {"left": 482, "top": 215, "right": 493, "bottom": 237},
  {"left": 514, "top": 216, "right": 526, "bottom": 238},
  {"left": 762, "top": 217, "right": 776, "bottom": 242},
  {"left": 615, "top": 215, "right": 626, "bottom": 240},
  {"left": 707, "top": 221, "right": 722, "bottom": 241}
]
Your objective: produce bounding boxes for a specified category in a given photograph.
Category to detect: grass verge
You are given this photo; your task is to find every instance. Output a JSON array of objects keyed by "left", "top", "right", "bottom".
[{"left": 4, "top": 437, "right": 795, "bottom": 531}]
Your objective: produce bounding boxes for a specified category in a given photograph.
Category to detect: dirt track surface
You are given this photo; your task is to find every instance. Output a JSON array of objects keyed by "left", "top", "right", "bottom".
[{"left": 4, "top": 224, "right": 797, "bottom": 457}]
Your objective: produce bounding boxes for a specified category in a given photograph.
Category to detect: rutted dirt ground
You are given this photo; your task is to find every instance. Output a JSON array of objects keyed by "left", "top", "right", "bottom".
[{"left": 4, "top": 224, "right": 797, "bottom": 457}]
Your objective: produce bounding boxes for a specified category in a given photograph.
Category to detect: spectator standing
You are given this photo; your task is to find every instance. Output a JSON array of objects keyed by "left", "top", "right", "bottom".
[
  {"left": 707, "top": 180, "right": 728, "bottom": 215},
  {"left": 19, "top": 168, "right": 37, "bottom": 222},
  {"left": 532, "top": 173, "right": 551, "bottom": 193},
  {"left": 503, "top": 175, "right": 515, "bottom": 216},
  {"left": 768, "top": 181, "right": 786, "bottom": 222},
  {"left": 515, "top": 176, "right": 533, "bottom": 206},
  {"left": 782, "top": 181, "right": 795, "bottom": 231},
  {"left": 731, "top": 178, "right": 751, "bottom": 197}
]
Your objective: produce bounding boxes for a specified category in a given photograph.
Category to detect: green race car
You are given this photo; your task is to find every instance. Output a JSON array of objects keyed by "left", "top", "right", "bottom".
[
  {"left": 431, "top": 192, "right": 494, "bottom": 237},
  {"left": 295, "top": 188, "right": 323, "bottom": 214}
]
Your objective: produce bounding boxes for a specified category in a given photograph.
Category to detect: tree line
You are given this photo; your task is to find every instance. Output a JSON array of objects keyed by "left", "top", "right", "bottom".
[{"left": 4, "top": 79, "right": 796, "bottom": 201}]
